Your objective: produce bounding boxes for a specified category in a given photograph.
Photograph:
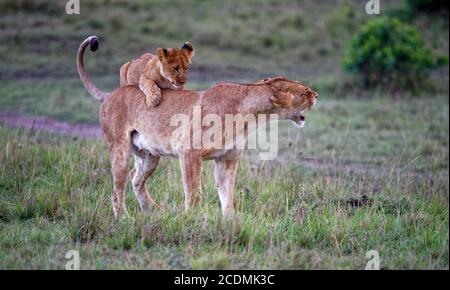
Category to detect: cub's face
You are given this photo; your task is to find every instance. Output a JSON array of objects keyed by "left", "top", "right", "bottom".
[{"left": 156, "top": 42, "right": 195, "bottom": 89}]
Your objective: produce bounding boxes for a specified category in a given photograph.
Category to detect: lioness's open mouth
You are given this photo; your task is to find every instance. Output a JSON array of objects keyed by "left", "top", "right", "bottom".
[{"left": 292, "top": 113, "right": 306, "bottom": 128}]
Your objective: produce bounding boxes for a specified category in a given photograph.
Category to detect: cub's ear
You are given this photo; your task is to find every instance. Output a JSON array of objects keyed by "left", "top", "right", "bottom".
[
  {"left": 181, "top": 42, "right": 195, "bottom": 63},
  {"left": 270, "top": 91, "right": 294, "bottom": 108},
  {"left": 156, "top": 48, "right": 168, "bottom": 61}
]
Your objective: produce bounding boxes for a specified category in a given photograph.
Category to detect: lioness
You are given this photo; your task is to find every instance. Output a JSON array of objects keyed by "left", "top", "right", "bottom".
[{"left": 77, "top": 37, "right": 318, "bottom": 217}]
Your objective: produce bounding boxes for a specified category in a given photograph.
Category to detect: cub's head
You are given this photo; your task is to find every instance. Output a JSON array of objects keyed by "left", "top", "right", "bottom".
[{"left": 156, "top": 42, "right": 195, "bottom": 89}]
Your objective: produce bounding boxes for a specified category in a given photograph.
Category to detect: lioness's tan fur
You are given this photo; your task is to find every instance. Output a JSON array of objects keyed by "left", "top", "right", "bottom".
[{"left": 77, "top": 36, "right": 318, "bottom": 217}]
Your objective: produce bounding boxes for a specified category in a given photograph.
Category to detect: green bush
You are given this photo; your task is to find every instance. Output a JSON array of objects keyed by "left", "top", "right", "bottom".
[
  {"left": 406, "top": 0, "right": 449, "bottom": 12},
  {"left": 343, "top": 17, "right": 437, "bottom": 90}
]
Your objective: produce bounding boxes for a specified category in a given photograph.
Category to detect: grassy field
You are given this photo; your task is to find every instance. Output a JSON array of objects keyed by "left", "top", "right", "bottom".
[
  {"left": 0, "top": 95, "right": 448, "bottom": 269},
  {"left": 0, "top": 0, "right": 448, "bottom": 269},
  {"left": 0, "top": 0, "right": 448, "bottom": 123}
]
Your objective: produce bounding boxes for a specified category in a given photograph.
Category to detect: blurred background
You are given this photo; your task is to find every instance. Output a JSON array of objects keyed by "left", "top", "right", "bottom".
[
  {"left": 0, "top": 0, "right": 449, "bottom": 269},
  {"left": 0, "top": 0, "right": 448, "bottom": 123}
]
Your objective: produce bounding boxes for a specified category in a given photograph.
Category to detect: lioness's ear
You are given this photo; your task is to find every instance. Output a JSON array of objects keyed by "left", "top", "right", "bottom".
[
  {"left": 181, "top": 42, "right": 195, "bottom": 63},
  {"left": 270, "top": 91, "right": 294, "bottom": 108},
  {"left": 303, "top": 88, "right": 318, "bottom": 111},
  {"left": 156, "top": 48, "right": 168, "bottom": 62}
]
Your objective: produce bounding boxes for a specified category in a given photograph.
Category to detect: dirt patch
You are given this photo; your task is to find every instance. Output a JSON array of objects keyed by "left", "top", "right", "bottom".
[
  {"left": 0, "top": 112, "right": 101, "bottom": 139},
  {"left": 0, "top": 111, "right": 437, "bottom": 184}
]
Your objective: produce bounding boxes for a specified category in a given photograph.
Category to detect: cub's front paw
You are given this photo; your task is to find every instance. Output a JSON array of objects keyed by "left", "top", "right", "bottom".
[{"left": 145, "top": 92, "right": 162, "bottom": 108}]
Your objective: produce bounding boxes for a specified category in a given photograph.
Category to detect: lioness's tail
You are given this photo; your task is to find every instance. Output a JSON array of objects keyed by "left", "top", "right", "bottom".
[{"left": 77, "top": 36, "right": 109, "bottom": 102}]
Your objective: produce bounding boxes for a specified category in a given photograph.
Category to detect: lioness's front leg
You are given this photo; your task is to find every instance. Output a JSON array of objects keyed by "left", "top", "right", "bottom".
[
  {"left": 179, "top": 151, "right": 203, "bottom": 211},
  {"left": 139, "top": 75, "right": 162, "bottom": 107},
  {"left": 214, "top": 158, "right": 239, "bottom": 217}
]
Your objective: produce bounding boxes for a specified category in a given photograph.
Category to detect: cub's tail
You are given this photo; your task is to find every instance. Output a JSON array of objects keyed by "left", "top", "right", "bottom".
[{"left": 77, "top": 36, "right": 109, "bottom": 102}]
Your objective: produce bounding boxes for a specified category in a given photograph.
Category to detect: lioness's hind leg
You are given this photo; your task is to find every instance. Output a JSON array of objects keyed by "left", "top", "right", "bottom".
[
  {"left": 110, "top": 144, "right": 132, "bottom": 218},
  {"left": 131, "top": 153, "right": 160, "bottom": 213}
]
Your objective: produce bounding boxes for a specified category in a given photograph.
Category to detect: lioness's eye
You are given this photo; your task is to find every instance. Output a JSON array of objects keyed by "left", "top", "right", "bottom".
[
  {"left": 186, "top": 67, "right": 189, "bottom": 71},
  {"left": 173, "top": 66, "right": 179, "bottom": 72}
]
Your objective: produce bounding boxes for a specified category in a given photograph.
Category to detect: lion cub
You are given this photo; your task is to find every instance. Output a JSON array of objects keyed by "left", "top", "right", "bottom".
[{"left": 119, "top": 43, "right": 194, "bottom": 107}]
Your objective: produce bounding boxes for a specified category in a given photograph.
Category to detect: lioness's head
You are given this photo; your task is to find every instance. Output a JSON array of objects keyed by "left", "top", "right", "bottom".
[
  {"left": 156, "top": 42, "right": 195, "bottom": 89},
  {"left": 262, "top": 77, "right": 318, "bottom": 127}
]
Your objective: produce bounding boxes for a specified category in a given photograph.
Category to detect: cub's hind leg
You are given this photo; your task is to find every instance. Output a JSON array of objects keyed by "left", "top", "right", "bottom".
[{"left": 119, "top": 61, "right": 131, "bottom": 87}]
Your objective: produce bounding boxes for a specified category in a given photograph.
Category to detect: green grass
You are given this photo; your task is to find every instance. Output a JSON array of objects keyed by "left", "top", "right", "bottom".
[
  {"left": 0, "top": 1, "right": 448, "bottom": 90},
  {"left": 279, "top": 95, "right": 450, "bottom": 172},
  {"left": 0, "top": 94, "right": 448, "bottom": 269},
  {"left": 0, "top": 0, "right": 448, "bottom": 124},
  {"left": 0, "top": 0, "right": 448, "bottom": 270}
]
